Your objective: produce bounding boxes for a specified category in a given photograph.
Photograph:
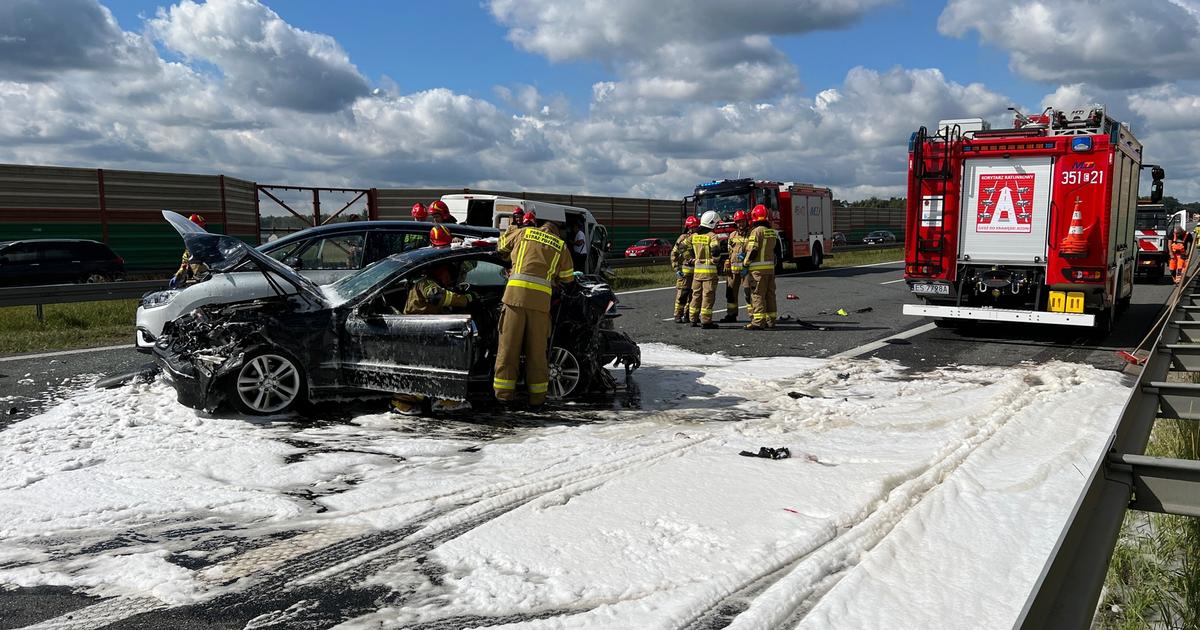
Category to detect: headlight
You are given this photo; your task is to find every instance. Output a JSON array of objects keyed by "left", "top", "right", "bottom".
[{"left": 142, "top": 290, "right": 180, "bottom": 308}]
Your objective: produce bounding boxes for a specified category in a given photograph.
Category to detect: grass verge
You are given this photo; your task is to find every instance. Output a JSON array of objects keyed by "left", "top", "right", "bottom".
[
  {"left": 609, "top": 246, "right": 902, "bottom": 292},
  {"left": 0, "top": 299, "right": 137, "bottom": 356},
  {"left": 1100, "top": 386, "right": 1200, "bottom": 628}
]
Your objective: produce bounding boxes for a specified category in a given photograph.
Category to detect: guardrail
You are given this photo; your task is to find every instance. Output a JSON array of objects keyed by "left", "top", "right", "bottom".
[
  {"left": 0, "top": 280, "right": 162, "bottom": 316},
  {"left": 1015, "top": 264, "right": 1200, "bottom": 628}
]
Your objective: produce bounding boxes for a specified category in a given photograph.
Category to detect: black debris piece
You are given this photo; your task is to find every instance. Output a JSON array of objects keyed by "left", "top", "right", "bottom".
[{"left": 738, "top": 446, "right": 791, "bottom": 460}]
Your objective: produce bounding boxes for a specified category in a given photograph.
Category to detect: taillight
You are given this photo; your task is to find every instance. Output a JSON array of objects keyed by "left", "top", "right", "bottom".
[
  {"left": 113, "top": 257, "right": 124, "bottom": 265},
  {"left": 1067, "top": 268, "right": 1103, "bottom": 282},
  {"left": 905, "top": 264, "right": 938, "bottom": 275}
]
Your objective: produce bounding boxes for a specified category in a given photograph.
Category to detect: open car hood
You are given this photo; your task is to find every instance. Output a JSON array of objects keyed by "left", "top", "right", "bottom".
[{"left": 163, "top": 210, "right": 327, "bottom": 305}]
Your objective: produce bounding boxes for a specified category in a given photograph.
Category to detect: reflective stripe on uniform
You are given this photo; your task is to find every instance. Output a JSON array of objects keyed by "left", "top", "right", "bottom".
[
  {"left": 493, "top": 377, "right": 516, "bottom": 390},
  {"left": 508, "top": 279, "right": 553, "bottom": 294},
  {"left": 528, "top": 382, "right": 548, "bottom": 394},
  {"left": 558, "top": 270, "right": 575, "bottom": 280},
  {"left": 693, "top": 263, "right": 718, "bottom": 276},
  {"left": 511, "top": 272, "right": 552, "bottom": 287},
  {"left": 749, "top": 261, "right": 774, "bottom": 270}
]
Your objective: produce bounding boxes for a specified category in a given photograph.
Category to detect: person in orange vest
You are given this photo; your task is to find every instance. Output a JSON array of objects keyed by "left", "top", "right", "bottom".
[
  {"left": 494, "top": 208, "right": 575, "bottom": 409},
  {"left": 671, "top": 216, "right": 699, "bottom": 323},
  {"left": 741, "top": 204, "right": 778, "bottom": 330},
  {"left": 1169, "top": 225, "right": 1189, "bottom": 284},
  {"left": 688, "top": 211, "right": 720, "bottom": 328},
  {"left": 170, "top": 213, "right": 208, "bottom": 288}
]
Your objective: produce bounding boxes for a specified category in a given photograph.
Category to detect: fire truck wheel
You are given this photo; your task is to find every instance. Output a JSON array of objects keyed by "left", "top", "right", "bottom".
[
  {"left": 1092, "top": 307, "right": 1115, "bottom": 339},
  {"left": 932, "top": 318, "right": 959, "bottom": 329}
]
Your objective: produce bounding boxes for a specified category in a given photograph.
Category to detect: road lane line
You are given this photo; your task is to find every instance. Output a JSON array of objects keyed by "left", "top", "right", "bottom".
[
  {"left": 0, "top": 344, "right": 132, "bottom": 363},
  {"left": 879, "top": 278, "right": 906, "bottom": 285},
  {"left": 616, "top": 259, "right": 903, "bottom": 296},
  {"left": 830, "top": 322, "right": 938, "bottom": 359}
]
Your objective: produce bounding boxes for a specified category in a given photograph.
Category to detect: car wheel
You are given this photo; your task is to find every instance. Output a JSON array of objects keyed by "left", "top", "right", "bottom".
[
  {"left": 83, "top": 273, "right": 107, "bottom": 283},
  {"left": 547, "top": 346, "right": 585, "bottom": 400},
  {"left": 227, "top": 350, "right": 306, "bottom": 415}
]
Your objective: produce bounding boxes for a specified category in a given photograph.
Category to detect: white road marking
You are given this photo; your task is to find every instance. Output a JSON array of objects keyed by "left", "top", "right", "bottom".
[
  {"left": 829, "top": 322, "right": 938, "bottom": 359},
  {"left": 0, "top": 343, "right": 132, "bottom": 363},
  {"left": 616, "top": 259, "right": 903, "bottom": 296},
  {"left": 880, "top": 278, "right": 906, "bottom": 285}
]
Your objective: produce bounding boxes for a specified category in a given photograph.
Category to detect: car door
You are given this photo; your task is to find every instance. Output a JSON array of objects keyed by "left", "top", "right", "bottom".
[
  {"left": 0, "top": 243, "right": 41, "bottom": 286},
  {"left": 39, "top": 244, "right": 79, "bottom": 283},
  {"left": 587, "top": 223, "right": 609, "bottom": 274},
  {"left": 339, "top": 269, "right": 476, "bottom": 400}
]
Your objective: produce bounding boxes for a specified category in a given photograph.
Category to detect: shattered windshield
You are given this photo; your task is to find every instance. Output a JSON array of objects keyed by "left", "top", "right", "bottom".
[
  {"left": 695, "top": 192, "right": 750, "bottom": 221},
  {"left": 327, "top": 257, "right": 404, "bottom": 304}
]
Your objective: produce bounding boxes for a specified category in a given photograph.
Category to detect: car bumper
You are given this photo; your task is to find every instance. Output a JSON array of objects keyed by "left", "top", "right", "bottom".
[
  {"left": 135, "top": 327, "right": 156, "bottom": 353},
  {"left": 154, "top": 346, "right": 240, "bottom": 411}
]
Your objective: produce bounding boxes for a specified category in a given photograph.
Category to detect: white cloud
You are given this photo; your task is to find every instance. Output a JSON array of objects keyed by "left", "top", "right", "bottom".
[
  {"left": 148, "top": 0, "right": 369, "bottom": 113},
  {"left": 0, "top": 0, "right": 157, "bottom": 80},
  {"left": 939, "top": 0, "right": 1200, "bottom": 89}
]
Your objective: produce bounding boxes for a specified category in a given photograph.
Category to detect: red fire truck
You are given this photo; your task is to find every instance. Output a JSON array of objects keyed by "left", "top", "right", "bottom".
[
  {"left": 686, "top": 179, "right": 833, "bottom": 269},
  {"left": 902, "top": 105, "right": 1158, "bottom": 330}
]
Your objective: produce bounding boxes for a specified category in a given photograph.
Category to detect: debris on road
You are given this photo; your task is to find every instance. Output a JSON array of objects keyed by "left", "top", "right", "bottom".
[{"left": 739, "top": 446, "right": 792, "bottom": 460}]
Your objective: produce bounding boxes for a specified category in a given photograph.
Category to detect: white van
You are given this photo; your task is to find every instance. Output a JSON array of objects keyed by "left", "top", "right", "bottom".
[{"left": 439, "top": 194, "right": 610, "bottom": 276}]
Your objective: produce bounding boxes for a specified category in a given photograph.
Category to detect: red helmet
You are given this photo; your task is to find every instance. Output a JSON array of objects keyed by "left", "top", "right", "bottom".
[
  {"left": 188, "top": 213, "right": 207, "bottom": 228},
  {"left": 684, "top": 215, "right": 700, "bottom": 230},
  {"left": 732, "top": 209, "right": 748, "bottom": 223},
  {"left": 430, "top": 225, "right": 452, "bottom": 247},
  {"left": 521, "top": 208, "right": 538, "bottom": 226},
  {"left": 429, "top": 200, "right": 450, "bottom": 219},
  {"left": 750, "top": 204, "right": 769, "bottom": 223},
  {"left": 411, "top": 203, "right": 428, "bottom": 221}
]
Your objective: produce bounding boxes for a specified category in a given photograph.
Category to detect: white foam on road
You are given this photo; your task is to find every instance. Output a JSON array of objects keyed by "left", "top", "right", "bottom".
[{"left": 0, "top": 345, "right": 1129, "bottom": 629}]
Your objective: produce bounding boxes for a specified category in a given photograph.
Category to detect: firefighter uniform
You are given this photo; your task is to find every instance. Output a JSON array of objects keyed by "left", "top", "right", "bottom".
[
  {"left": 671, "top": 232, "right": 695, "bottom": 322},
  {"left": 171, "top": 250, "right": 207, "bottom": 288},
  {"left": 495, "top": 223, "right": 574, "bottom": 406},
  {"left": 689, "top": 230, "right": 719, "bottom": 326},
  {"left": 391, "top": 272, "right": 472, "bottom": 415},
  {"left": 723, "top": 228, "right": 750, "bottom": 322},
  {"left": 744, "top": 224, "right": 779, "bottom": 329}
]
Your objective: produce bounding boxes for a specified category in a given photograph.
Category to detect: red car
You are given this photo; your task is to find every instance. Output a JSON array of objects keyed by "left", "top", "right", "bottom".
[{"left": 625, "top": 238, "right": 672, "bottom": 258}]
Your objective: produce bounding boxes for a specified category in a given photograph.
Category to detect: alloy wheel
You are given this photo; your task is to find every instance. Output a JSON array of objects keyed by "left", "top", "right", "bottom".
[
  {"left": 236, "top": 354, "right": 301, "bottom": 413},
  {"left": 546, "top": 346, "right": 582, "bottom": 400}
]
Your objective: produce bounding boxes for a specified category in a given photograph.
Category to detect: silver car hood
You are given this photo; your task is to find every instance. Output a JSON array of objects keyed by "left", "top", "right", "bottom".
[{"left": 163, "top": 210, "right": 327, "bottom": 305}]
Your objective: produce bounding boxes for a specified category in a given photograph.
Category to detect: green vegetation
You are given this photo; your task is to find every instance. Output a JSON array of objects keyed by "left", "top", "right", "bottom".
[
  {"left": 0, "top": 300, "right": 137, "bottom": 356},
  {"left": 833, "top": 196, "right": 906, "bottom": 208},
  {"left": 1100, "top": 409, "right": 1200, "bottom": 629},
  {"left": 609, "top": 245, "right": 902, "bottom": 292}
]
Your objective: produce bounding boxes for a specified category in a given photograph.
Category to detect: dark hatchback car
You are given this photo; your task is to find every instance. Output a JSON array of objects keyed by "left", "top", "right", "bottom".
[
  {"left": 0, "top": 239, "right": 124, "bottom": 286},
  {"left": 153, "top": 213, "right": 640, "bottom": 415}
]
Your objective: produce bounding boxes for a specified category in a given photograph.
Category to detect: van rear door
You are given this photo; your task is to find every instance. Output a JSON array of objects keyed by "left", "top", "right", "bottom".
[{"left": 958, "top": 157, "right": 1054, "bottom": 264}]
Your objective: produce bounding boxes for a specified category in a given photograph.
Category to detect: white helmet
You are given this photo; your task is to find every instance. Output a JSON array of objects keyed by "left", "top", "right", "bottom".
[{"left": 700, "top": 210, "right": 719, "bottom": 229}]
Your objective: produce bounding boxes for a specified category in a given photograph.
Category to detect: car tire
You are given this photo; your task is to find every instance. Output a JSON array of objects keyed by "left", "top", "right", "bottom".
[
  {"left": 225, "top": 349, "right": 307, "bottom": 415},
  {"left": 547, "top": 345, "right": 589, "bottom": 400},
  {"left": 83, "top": 273, "right": 108, "bottom": 283}
]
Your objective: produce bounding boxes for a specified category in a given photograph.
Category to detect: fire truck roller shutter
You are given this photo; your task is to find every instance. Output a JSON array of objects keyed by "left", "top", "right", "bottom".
[{"left": 958, "top": 157, "right": 1055, "bottom": 264}]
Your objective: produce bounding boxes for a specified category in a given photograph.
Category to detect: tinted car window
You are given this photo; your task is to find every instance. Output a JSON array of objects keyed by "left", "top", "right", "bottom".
[
  {"left": 365, "top": 231, "right": 428, "bottom": 264},
  {"left": 84, "top": 242, "right": 114, "bottom": 259},
  {"left": 296, "top": 233, "right": 365, "bottom": 270},
  {"left": 1, "top": 244, "right": 37, "bottom": 262},
  {"left": 41, "top": 245, "right": 78, "bottom": 261}
]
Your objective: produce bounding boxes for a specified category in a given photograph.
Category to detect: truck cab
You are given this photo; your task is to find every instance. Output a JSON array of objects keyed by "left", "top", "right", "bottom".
[
  {"left": 438, "top": 194, "right": 610, "bottom": 277},
  {"left": 1134, "top": 203, "right": 1170, "bottom": 281}
]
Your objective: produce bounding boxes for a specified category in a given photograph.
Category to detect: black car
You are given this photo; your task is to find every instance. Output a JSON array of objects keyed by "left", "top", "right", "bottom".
[
  {"left": 153, "top": 213, "right": 640, "bottom": 414},
  {"left": 862, "top": 230, "right": 897, "bottom": 245},
  {"left": 0, "top": 239, "right": 124, "bottom": 286}
]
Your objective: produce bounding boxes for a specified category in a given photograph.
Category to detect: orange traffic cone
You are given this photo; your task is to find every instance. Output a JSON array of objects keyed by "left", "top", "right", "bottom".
[{"left": 1060, "top": 197, "right": 1088, "bottom": 258}]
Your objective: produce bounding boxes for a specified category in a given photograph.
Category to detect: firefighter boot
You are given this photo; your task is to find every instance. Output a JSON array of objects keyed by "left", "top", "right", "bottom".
[
  {"left": 431, "top": 399, "right": 471, "bottom": 413},
  {"left": 390, "top": 396, "right": 423, "bottom": 416}
]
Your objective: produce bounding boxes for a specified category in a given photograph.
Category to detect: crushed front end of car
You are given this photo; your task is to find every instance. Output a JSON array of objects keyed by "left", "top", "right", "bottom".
[
  {"left": 554, "top": 277, "right": 640, "bottom": 394},
  {"left": 153, "top": 304, "right": 263, "bottom": 411}
]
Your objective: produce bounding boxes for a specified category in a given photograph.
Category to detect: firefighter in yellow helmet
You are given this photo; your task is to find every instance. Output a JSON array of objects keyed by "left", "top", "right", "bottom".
[
  {"left": 689, "top": 211, "right": 721, "bottom": 328},
  {"left": 671, "top": 215, "right": 699, "bottom": 323},
  {"left": 494, "top": 207, "right": 575, "bottom": 409},
  {"left": 722, "top": 209, "right": 751, "bottom": 322},
  {"left": 742, "top": 204, "right": 778, "bottom": 330}
]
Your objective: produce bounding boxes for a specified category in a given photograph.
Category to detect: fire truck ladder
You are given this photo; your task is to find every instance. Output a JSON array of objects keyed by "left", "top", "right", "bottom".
[{"left": 910, "top": 125, "right": 961, "bottom": 297}]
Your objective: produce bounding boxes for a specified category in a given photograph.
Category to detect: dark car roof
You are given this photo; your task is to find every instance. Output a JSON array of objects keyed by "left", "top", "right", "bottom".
[
  {"left": 382, "top": 243, "right": 503, "bottom": 267},
  {"left": 260, "top": 221, "right": 499, "bottom": 252},
  {"left": 1, "top": 239, "right": 109, "bottom": 247}
]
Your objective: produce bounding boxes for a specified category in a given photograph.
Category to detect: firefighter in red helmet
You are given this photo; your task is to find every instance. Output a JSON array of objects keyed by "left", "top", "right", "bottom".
[
  {"left": 671, "top": 215, "right": 699, "bottom": 323},
  {"left": 742, "top": 204, "right": 778, "bottom": 330},
  {"left": 429, "top": 200, "right": 457, "bottom": 224},
  {"left": 411, "top": 202, "right": 429, "bottom": 221},
  {"left": 430, "top": 224, "right": 453, "bottom": 248},
  {"left": 171, "top": 213, "right": 209, "bottom": 288}
]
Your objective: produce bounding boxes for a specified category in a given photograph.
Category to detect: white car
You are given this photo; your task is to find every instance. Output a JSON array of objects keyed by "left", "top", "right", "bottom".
[{"left": 135, "top": 217, "right": 498, "bottom": 352}]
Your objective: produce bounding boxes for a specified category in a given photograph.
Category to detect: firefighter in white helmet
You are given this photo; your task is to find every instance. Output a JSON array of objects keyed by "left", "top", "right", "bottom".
[
  {"left": 688, "top": 211, "right": 721, "bottom": 328},
  {"left": 742, "top": 204, "right": 778, "bottom": 330}
]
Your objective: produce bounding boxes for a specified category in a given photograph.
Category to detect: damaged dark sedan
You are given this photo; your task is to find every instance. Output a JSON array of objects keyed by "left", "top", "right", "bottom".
[{"left": 154, "top": 211, "right": 640, "bottom": 415}]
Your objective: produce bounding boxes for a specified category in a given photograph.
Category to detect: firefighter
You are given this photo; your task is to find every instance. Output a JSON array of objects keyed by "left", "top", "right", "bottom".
[
  {"left": 721, "top": 209, "right": 751, "bottom": 323},
  {"left": 429, "top": 200, "right": 458, "bottom": 224},
  {"left": 390, "top": 248, "right": 473, "bottom": 416},
  {"left": 689, "top": 211, "right": 720, "bottom": 328},
  {"left": 170, "top": 213, "right": 209, "bottom": 289},
  {"left": 671, "top": 216, "right": 699, "bottom": 323},
  {"left": 411, "top": 202, "right": 429, "bottom": 221},
  {"left": 742, "top": 204, "right": 778, "bottom": 330},
  {"left": 494, "top": 208, "right": 575, "bottom": 409},
  {"left": 1170, "top": 225, "right": 1189, "bottom": 284}
]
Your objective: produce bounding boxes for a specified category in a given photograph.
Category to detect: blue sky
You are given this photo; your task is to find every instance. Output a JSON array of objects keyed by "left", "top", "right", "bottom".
[{"left": 2, "top": 0, "right": 1198, "bottom": 200}]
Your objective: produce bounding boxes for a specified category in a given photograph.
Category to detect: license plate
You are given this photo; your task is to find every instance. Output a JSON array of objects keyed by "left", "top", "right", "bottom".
[{"left": 911, "top": 283, "right": 949, "bottom": 295}]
